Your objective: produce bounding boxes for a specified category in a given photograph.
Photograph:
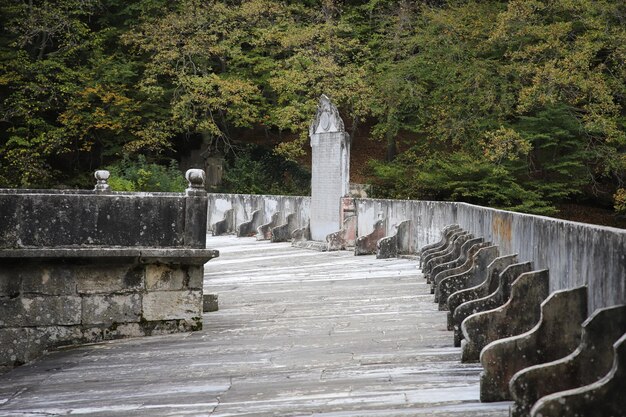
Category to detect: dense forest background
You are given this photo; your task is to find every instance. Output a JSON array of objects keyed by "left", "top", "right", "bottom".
[{"left": 1, "top": 0, "right": 625, "bottom": 223}]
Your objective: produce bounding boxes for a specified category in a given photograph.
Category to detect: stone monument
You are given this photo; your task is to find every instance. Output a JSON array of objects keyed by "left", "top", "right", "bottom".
[{"left": 309, "top": 95, "right": 351, "bottom": 241}]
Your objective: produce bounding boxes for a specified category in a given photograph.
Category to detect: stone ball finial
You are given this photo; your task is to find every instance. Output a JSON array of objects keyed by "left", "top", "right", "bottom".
[
  {"left": 185, "top": 169, "right": 206, "bottom": 196},
  {"left": 94, "top": 170, "right": 110, "bottom": 193}
]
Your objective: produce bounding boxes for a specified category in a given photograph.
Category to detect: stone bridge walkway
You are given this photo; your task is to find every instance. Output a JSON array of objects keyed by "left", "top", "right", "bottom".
[{"left": 0, "top": 236, "right": 509, "bottom": 416}]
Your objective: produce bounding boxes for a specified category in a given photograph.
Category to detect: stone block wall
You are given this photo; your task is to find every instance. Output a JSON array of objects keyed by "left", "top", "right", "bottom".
[{"left": 0, "top": 178, "right": 216, "bottom": 372}]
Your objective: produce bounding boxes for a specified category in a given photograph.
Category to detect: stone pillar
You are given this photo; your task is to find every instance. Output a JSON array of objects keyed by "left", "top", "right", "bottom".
[{"left": 309, "top": 95, "right": 350, "bottom": 241}]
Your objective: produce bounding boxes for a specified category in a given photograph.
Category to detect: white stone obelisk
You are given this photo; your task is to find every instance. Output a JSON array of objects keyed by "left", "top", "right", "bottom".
[{"left": 309, "top": 95, "right": 351, "bottom": 241}]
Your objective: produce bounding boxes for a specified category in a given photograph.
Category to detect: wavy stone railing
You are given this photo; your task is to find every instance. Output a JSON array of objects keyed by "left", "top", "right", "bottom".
[{"left": 416, "top": 224, "right": 625, "bottom": 415}]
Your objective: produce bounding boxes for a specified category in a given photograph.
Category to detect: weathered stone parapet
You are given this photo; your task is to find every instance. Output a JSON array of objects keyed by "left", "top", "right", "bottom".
[
  {"left": 212, "top": 208, "right": 235, "bottom": 236},
  {"left": 355, "top": 219, "right": 386, "bottom": 256},
  {"left": 0, "top": 172, "right": 216, "bottom": 371},
  {"left": 257, "top": 211, "right": 281, "bottom": 241},
  {"left": 435, "top": 241, "right": 490, "bottom": 309},
  {"left": 445, "top": 246, "right": 500, "bottom": 328},
  {"left": 375, "top": 220, "right": 412, "bottom": 259},
  {"left": 271, "top": 213, "right": 298, "bottom": 243},
  {"left": 530, "top": 332, "right": 626, "bottom": 417},
  {"left": 510, "top": 304, "right": 626, "bottom": 417},
  {"left": 421, "top": 229, "right": 466, "bottom": 273},
  {"left": 419, "top": 224, "right": 460, "bottom": 258},
  {"left": 460, "top": 262, "right": 533, "bottom": 361},
  {"left": 326, "top": 214, "right": 357, "bottom": 251},
  {"left": 450, "top": 254, "right": 517, "bottom": 339},
  {"left": 431, "top": 237, "right": 484, "bottom": 298},
  {"left": 479, "top": 286, "right": 588, "bottom": 402},
  {"left": 237, "top": 209, "right": 263, "bottom": 237},
  {"left": 425, "top": 232, "right": 472, "bottom": 284},
  {"left": 461, "top": 269, "right": 549, "bottom": 365}
]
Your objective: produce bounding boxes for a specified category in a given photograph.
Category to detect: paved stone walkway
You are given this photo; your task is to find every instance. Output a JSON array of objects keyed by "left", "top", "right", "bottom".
[{"left": 0, "top": 236, "right": 510, "bottom": 416}]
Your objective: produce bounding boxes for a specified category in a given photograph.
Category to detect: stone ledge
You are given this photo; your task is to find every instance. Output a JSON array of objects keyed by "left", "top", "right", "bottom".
[{"left": 0, "top": 247, "right": 219, "bottom": 264}]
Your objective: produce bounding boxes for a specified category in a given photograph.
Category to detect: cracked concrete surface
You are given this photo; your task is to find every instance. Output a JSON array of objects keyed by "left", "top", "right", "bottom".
[{"left": 0, "top": 236, "right": 509, "bottom": 416}]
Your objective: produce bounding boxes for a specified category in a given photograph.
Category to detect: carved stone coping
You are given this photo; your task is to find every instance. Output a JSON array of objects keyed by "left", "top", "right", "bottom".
[
  {"left": 460, "top": 262, "right": 533, "bottom": 362},
  {"left": 435, "top": 241, "right": 491, "bottom": 309},
  {"left": 326, "top": 215, "right": 357, "bottom": 251},
  {"left": 530, "top": 331, "right": 626, "bottom": 417},
  {"left": 271, "top": 213, "right": 297, "bottom": 243},
  {"left": 424, "top": 232, "right": 472, "bottom": 283},
  {"left": 419, "top": 224, "right": 460, "bottom": 256},
  {"left": 470, "top": 269, "right": 550, "bottom": 358},
  {"left": 444, "top": 246, "right": 500, "bottom": 324},
  {"left": 0, "top": 247, "right": 218, "bottom": 265},
  {"left": 237, "top": 209, "right": 264, "bottom": 237},
  {"left": 431, "top": 237, "right": 484, "bottom": 296},
  {"left": 257, "top": 212, "right": 281, "bottom": 241},
  {"left": 510, "top": 303, "right": 626, "bottom": 417},
  {"left": 354, "top": 219, "right": 386, "bottom": 256},
  {"left": 449, "top": 254, "right": 518, "bottom": 337},
  {"left": 421, "top": 228, "right": 466, "bottom": 271},
  {"left": 213, "top": 208, "right": 234, "bottom": 236},
  {"left": 479, "top": 285, "right": 588, "bottom": 402}
]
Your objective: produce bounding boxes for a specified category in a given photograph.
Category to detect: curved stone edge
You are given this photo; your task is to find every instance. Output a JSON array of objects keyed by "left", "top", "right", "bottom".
[
  {"left": 530, "top": 332, "right": 626, "bottom": 417},
  {"left": 432, "top": 239, "right": 486, "bottom": 303},
  {"left": 355, "top": 219, "right": 386, "bottom": 256},
  {"left": 257, "top": 212, "right": 281, "bottom": 241},
  {"left": 271, "top": 213, "right": 297, "bottom": 243},
  {"left": 375, "top": 220, "right": 412, "bottom": 259},
  {"left": 460, "top": 262, "right": 533, "bottom": 362},
  {"left": 509, "top": 303, "right": 626, "bottom": 417},
  {"left": 326, "top": 215, "right": 357, "bottom": 251},
  {"left": 212, "top": 208, "right": 234, "bottom": 236},
  {"left": 425, "top": 232, "right": 472, "bottom": 283},
  {"left": 237, "top": 209, "right": 264, "bottom": 237},
  {"left": 445, "top": 246, "right": 500, "bottom": 329},
  {"left": 461, "top": 269, "right": 550, "bottom": 359},
  {"left": 417, "top": 224, "right": 461, "bottom": 256},
  {"left": 479, "top": 286, "right": 588, "bottom": 402},
  {"left": 422, "top": 229, "right": 466, "bottom": 274},
  {"left": 451, "top": 254, "right": 518, "bottom": 340},
  {"left": 431, "top": 236, "right": 483, "bottom": 293}
]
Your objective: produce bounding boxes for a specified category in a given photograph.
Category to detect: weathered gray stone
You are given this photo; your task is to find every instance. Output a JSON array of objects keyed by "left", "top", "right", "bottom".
[
  {"left": 145, "top": 264, "right": 186, "bottom": 290},
  {"left": 530, "top": 332, "right": 626, "bottom": 417},
  {"left": 143, "top": 290, "right": 202, "bottom": 321},
  {"left": 355, "top": 219, "right": 386, "bottom": 256},
  {"left": 432, "top": 237, "right": 485, "bottom": 300},
  {"left": 425, "top": 232, "right": 472, "bottom": 284},
  {"left": 257, "top": 211, "right": 281, "bottom": 241},
  {"left": 0, "top": 265, "right": 22, "bottom": 297},
  {"left": 0, "top": 295, "right": 81, "bottom": 327},
  {"left": 0, "top": 326, "right": 83, "bottom": 367},
  {"left": 326, "top": 215, "right": 357, "bottom": 250},
  {"left": 479, "top": 286, "right": 588, "bottom": 402},
  {"left": 451, "top": 254, "right": 518, "bottom": 344},
  {"left": 422, "top": 230, "right": 467, "bottom": 275},
  {"left": 460, "top": 262, "right": 533, "bottom": 361},
  {"left": 291, "top": 220, "right": 311, "bottom": 242},
  {"left": 396, "top": 220, "right": 413, "bottom": 254},
  {"left": 460, "top": 269, "right": 549, "bottom": 364},
  {"left": 309, "top": 95, "right": 350, "bottom": 241},
  {"left": 94, "top": 169, "right": 110, "bottom": 193},
  {"left": 212, "top": 208, "right": 234, "bottom": 236},
  {"left": 238, "top": 209, "right": 264, "bottom": 237},
  {"left": 376, "top": 232, "right": 398, "bottom": 259},
  {"left": 82, "top": 293, "right": 142, "bottom": 325},
  {"left": 271, "top": 213, "right": 298, "bottom": 243},
  {"left": 76, "top": 265, "right": 144, "bottom": 294},
  {"left": 510, "top": 304, "right": 626, "bottom": 417},
  {"left": 419, "top": 224, "right": 460, "bottom": 261},
  {"left": 435, "top": 241, "right": 490, "bottom": 309},
  {"left": 203, "top": 293, "right": 219, "bottom": 312},
  {"left": 446, "top": 248, "right": 502, "bottom": 319}
]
